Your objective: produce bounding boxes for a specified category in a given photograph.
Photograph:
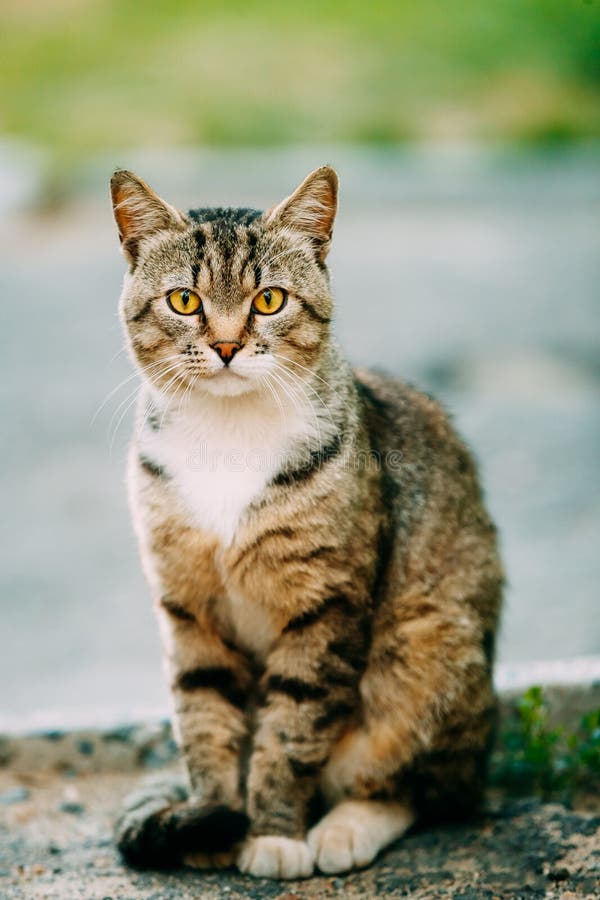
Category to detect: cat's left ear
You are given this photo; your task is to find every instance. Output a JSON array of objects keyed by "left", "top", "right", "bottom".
[
  {"left": 265, "top": 166, "right": 338, "bottom": 262},
  {"left": 110, "top": 170, "right": 186, "bottom": 265}
]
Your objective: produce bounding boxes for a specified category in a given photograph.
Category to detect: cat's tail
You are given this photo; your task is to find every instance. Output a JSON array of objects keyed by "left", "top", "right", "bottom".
[{"left": 115, "top": 774, "right": 250, "bottom": 869}]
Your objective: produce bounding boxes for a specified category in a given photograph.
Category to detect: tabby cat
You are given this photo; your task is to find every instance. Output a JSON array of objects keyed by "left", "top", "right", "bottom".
[{"left": 110, "top": 166, "right": 503, "bottom": 879}]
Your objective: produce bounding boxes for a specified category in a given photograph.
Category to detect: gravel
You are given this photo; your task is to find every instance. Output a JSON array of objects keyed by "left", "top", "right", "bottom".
[{"left": 1, "top": 766, "right": 598, "bottom": 900}]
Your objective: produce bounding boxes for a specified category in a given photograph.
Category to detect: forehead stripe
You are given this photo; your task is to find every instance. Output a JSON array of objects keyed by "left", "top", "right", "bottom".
[
  {"left": 238, "top": 234, "right": 262, "bottom": 290},
  {"left": 191, "top": 228, "right": 206, "bottom": 286}
]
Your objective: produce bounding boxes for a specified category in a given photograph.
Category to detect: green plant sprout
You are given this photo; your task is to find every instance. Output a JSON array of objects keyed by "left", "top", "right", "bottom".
[{"left": 491, "top": 686, "right": 600, "bottom": 800}]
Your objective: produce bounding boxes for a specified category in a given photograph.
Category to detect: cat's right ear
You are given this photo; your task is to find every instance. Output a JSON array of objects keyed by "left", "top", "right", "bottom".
[{"left": 110, "top": 170, "right": 186, "bottom": 266}]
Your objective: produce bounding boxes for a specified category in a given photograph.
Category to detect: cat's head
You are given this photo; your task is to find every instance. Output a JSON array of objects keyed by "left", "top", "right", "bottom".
[{"left": 111, "top": 167, "right": 338, "bottom": 399}]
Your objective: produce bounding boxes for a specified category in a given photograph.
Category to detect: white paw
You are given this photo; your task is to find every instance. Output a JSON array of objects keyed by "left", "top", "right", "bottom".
[
  {"left": 308, "top": 800, "right": 413, "bottom": 874},
  {"left": 237, "top": 835, "right": 314, "bottom": 879},
  {"left": 307, "top": 819, "right": 377, "bottom": 874}
]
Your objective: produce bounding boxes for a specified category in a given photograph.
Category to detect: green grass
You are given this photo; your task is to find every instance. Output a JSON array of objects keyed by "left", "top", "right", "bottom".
[
  {"left": 491, "top": 687, "right": 600, "bottom": 801},
  {"left": 1, "top": 0, "right": 599, "bottom": 165}
]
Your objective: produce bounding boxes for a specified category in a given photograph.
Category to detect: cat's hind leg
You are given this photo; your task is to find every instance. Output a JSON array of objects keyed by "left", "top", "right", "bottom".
[
  {"left": 307, "top": 589, "right": 497, "bottom": 874},
  {"left": 307, "top": 799, "right": 413, "bottom": 874}
]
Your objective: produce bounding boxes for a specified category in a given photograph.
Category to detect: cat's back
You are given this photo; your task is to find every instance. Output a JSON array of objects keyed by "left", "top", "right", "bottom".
[
  {"left": 353, "top": 366, "right": 502, "bottom": 626},
  {"left": 353, "top": 364, "right": 499, "bottom": 545}
]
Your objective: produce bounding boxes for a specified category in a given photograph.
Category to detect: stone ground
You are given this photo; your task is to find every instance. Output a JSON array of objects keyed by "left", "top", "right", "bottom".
[
  {"left": 2, "top": 685, "right": 600, "bottom": 900},
  {"left": 1, "top": 765, "right": 599, "bottom": 900}
]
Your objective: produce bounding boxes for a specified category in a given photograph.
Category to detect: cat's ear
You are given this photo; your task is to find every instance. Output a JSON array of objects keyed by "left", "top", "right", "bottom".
[
  {"left": 110, "top": 170, "right": 186, "bottom": 265},
  {"left": 265, "top": 166, "right": 338, "bottom": 261}
]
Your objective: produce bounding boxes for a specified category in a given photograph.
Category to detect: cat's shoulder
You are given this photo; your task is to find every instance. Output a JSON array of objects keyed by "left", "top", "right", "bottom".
[
  {"left": 352, "top": 366, "right": 472, "bottom": 464},
  {"left": 353, "top": 367, "right": 448, "bottom": 422}
]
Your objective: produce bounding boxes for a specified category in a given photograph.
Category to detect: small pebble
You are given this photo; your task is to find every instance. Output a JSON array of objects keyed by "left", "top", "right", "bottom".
[
  {"left": 59, "top": 801, "right": 85, "bottom": 815},
  {"left": 63, "top": 785, "right": 80, "bottom": 802},
  {"left": 0, "top": 786, "right": 30, "bottom": 805},
  {"left": 547, "top": 866, "right": 570, "bottom": 882},
  {"left": 78, "top": 739, "right": 95, "bottom": 756}
]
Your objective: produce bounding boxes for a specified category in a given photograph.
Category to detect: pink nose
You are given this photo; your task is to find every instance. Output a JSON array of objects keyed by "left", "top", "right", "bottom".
[{"left": 211, "top": 341, "right": 242, "bottom": 366}]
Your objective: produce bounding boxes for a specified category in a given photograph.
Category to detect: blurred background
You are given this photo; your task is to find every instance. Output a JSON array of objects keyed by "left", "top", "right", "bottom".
[{"left": 1, "top": 0, "right": 599, "bottom": 729}]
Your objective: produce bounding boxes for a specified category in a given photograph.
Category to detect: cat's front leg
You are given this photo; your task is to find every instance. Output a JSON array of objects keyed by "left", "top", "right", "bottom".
[
  {"left": 161, "top": 600, "right": 253, "bottom": 808},
  {"left": 237, "top": 595, "right": 367, "bottom": 879},
  {"left": 121, "top": 462, "right": 257, "bottom": 866},
  {"left": 118, "top": 594, "right": 254, "bottom": 867}
]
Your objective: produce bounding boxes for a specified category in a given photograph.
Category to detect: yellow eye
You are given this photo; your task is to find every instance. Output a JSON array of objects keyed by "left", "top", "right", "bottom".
[
  {"left": 252, "top": 287, "right": 287, "bottom": 315},
  {"left": 167, "top": 288, "right": 202, "bottom": 315}
]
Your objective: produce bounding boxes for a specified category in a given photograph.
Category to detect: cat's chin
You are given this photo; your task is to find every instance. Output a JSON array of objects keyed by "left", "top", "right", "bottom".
[{"left": 196, "top": 370, "right": 259, "bottom": 399}]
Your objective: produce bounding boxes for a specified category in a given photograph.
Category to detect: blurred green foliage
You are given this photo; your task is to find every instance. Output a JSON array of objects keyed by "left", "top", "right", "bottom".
[
  {"left": 1, "top": 0, "right": 599, "bottom": 162},
  {"left": 491, "top": 686, "right": 600, "bottom": 801}
]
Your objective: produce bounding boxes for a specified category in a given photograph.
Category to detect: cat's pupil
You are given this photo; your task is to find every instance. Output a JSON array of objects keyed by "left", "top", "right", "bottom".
[
  {"left": 264, "top": 290, "right": 271, "bottom": 305},
  {"left": 182, "top": 291, "right": 189, "bottom": 305}
]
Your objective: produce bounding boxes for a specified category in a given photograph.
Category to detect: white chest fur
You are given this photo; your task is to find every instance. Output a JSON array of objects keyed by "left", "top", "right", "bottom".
[{"left": 138, "top": 387, "right": 325, "bottom": 546}]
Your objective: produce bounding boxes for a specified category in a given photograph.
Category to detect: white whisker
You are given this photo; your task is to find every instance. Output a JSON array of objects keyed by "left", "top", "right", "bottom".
[
  {"left": 92, "top": 354, "right": 183, "bottom": 425},
  {"left": 271, "top": 360, "right": 336, "bottom": 436},
  {"left": 268, "top": 366, "right": 323, "bottom": 451},
  {"left": 107, "top": 358, "right": 184, "bottom": 451},
  {"left": 156, "top": 370, "right": 188, "bottom": 433},
  {"left": 261, "top": 371, "right": 288, "bottom": 431},
  {"left": 110, "top": 346, "right": 128, "bottom": 364},
  {"left": 274, "top": 352, "right": 343, "bottom": 402}
]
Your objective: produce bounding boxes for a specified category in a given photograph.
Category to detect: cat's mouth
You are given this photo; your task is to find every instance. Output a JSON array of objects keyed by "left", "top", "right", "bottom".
[
  {"left": 211, "top": 367, "right": 246, "bottom": 381},
  {"left": 198, "top": 365, "right": 256, "bottom": 398}
]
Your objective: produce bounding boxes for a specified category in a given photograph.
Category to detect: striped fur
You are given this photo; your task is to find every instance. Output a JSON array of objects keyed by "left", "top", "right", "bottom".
[{"left": 111, "top": 166, "right": 503, "bottom": 879}]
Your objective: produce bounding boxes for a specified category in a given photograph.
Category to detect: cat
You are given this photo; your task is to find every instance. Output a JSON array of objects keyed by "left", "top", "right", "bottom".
[{"left": 110, "top": 165, "right": 503, "bottom": 879}]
